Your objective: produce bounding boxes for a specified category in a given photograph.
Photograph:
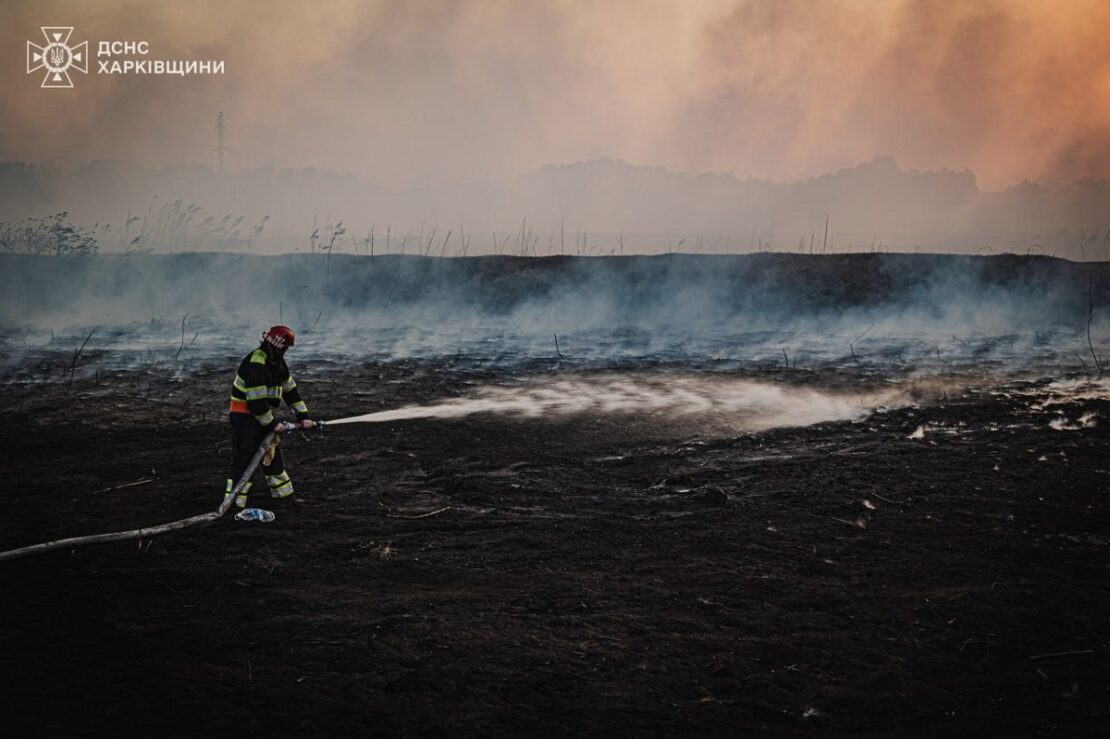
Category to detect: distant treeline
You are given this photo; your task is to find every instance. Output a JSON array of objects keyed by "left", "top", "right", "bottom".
[{"left": 2, "top": 158, "right": 1109, "bottom": 259}]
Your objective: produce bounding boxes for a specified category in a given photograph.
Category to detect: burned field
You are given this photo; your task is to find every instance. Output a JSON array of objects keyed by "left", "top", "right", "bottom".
[{"left": 1, "top": 253, "right": 1109, "bottom": 735}]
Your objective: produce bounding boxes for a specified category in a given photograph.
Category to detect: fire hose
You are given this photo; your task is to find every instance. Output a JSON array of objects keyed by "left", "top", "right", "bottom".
[{"left": 0, "top": 422, "right": 320, "bottom": 563}]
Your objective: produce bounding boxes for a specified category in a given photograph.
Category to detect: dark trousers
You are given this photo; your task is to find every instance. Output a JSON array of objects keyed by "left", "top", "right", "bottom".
[{"left": 228, "top": 413, "right": 285, "bottom": 487}]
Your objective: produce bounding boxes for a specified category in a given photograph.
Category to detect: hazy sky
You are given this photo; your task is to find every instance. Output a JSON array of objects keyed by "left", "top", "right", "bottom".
[{"left": 3, "top": 0, "right": 1109, "bottom": 190}]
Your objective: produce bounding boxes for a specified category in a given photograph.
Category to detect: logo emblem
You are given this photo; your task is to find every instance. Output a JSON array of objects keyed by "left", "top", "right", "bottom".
[{"left": 27, "top": 27, "right": 88, "bottom": 88}]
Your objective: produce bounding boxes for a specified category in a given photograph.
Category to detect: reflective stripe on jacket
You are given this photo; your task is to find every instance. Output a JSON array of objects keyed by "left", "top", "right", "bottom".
[{"left": 229, "top": 346, "right": 308, "bottom": 424}]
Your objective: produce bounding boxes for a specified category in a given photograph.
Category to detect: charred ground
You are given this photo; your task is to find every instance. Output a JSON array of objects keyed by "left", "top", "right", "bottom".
[
  {"left": 1, "top": 357, "right": 1108, "bottom": 736},
  {"left": 2, "top": 253, "right": 1108, "bottom": 735}
]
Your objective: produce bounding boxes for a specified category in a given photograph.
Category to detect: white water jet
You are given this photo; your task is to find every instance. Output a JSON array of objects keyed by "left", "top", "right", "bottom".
[{"left": 326, "top": 374, "right": 907, "bottom": 432}]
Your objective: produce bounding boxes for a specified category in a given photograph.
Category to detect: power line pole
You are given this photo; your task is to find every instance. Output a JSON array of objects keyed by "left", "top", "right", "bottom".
[{"left": 213, "top": 111, "right": 230, "bottom": 173}]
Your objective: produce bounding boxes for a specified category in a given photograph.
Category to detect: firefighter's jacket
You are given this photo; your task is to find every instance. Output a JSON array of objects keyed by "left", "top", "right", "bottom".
[{"left": 229, "top": 346, "right": 309, "bottom": 426}]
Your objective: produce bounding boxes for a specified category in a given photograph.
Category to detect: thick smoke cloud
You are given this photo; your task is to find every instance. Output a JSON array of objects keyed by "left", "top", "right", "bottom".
[
  {"left": 1, "top": 253, "right": 1105, "bottom": 374},
  {"left": 683, "top": 0, "right": 1110, "bottom": 187},
  {"left": 3, "top": 0, "right": 1109, "bottom": 190}
]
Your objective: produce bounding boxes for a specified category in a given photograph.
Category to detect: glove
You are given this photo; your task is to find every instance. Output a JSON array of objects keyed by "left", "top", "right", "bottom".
[
  {"left": 274, "top": 421, "right": 296, "bottom": 434},
  {"left": 297, "top": 419, "right": 317, "bottom": 430}
]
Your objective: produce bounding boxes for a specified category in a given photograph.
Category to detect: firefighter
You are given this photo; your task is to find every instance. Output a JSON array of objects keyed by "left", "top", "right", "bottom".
[{"left": 224, "top": 325, "right": 315, "bottom": 509}]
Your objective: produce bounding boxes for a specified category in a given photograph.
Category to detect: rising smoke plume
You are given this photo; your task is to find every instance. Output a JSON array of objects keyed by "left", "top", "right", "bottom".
[{"left": 2, "top": 1, "right": 1108, "bottom": 190}]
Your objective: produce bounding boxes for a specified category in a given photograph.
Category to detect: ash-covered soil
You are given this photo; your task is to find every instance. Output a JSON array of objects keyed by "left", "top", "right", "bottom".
[{"left": 1, "top": 360, "right": 1108, "bottom": 737}]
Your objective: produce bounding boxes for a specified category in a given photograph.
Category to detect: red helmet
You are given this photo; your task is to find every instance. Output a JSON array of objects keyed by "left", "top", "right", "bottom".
[{"left": 262, "top": 325, "right": 296, "bottom": 352}]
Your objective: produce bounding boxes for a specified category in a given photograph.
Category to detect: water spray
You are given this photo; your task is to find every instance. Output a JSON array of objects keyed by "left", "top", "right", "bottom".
[{"left": 322, "top": 375, "right": 907, "bottom": 432}]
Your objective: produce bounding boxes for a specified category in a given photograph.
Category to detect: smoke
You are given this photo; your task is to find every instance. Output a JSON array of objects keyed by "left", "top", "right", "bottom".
[
  {"left": 4, "top": 2, "right": 1110, "bottom": 257},
  {"left": 2, "top": 0, "right": 1108, "bottom": 191},
  {"left": 0, "top": 253, "right": 1105, "bottom": 380},
  {"left": 326, "top": 374, "right": 905, "bottom": 431},
  {"left": 666, "top": 0, "right": 1110, "bottom": 188}
]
